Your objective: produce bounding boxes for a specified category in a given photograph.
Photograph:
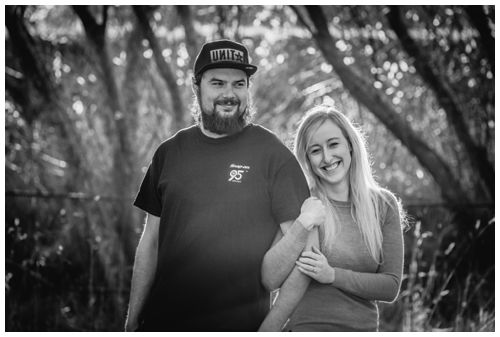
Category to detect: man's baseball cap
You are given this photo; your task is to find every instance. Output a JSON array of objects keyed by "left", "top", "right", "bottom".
[{"left": 193, "top": 39, "right": 258, "bottom": 78}]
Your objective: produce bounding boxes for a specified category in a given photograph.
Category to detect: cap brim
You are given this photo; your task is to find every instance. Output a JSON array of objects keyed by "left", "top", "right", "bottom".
[{"left": 197, "top": 62, "right": 258, "bottom": 77}]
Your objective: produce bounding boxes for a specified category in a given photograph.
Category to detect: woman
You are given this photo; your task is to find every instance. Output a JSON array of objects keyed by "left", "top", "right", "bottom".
[{"left": 259, "top": 104, "right": 405, "bottom": 331}]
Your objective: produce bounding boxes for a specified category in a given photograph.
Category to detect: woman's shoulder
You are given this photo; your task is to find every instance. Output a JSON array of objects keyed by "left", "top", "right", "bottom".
[
  {"left": 373, "top": 187, "right": 403, "bottom": 224},
  {"left": 377, "top": 188, "right": 399, "bottom": 209}
]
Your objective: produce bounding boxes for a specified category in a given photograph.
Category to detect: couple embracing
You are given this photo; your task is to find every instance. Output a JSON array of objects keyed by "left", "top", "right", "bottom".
[{"left": 125, "top": 39, "right": 404, "bottom": 332}]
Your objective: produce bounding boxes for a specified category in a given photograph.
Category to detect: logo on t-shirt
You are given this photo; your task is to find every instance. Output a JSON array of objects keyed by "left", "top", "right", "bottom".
[{"left": 228, "top": 163, "right": 250, "bottom": 183}]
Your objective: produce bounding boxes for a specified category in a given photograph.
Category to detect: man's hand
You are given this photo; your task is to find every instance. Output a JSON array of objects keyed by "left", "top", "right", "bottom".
[{"left": 297, "top": 197, "right": 326, "bottom": 230}]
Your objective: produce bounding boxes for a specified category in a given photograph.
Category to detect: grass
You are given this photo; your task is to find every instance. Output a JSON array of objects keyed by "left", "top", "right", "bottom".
[
  {"left": 380, "top": 216, "right": 495, "bottom": 332},
  {"left": 5, "top": 200, "right": 495, "bottom": 331}
]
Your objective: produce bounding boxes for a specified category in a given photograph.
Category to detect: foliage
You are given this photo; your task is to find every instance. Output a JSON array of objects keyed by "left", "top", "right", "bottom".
[
  {"left": 5, "top": 5, "right": 494, "bottom": 331},
  {"left": 380, "top": 213, "right": 494, "bottom": 332}
]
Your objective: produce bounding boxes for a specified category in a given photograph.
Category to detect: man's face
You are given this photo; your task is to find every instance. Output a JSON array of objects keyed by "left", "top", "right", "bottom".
[{"left": 197, "top": 68, "right": 249, "bottom": 135}]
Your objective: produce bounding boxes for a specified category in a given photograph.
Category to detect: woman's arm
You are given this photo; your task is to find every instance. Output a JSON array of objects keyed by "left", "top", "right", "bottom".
[
  {"left": 259, "top": 229, "right": 320, "bottom": 331},
  {"left": 261, "top": 197, "right": 325, "bottom": 291},
  {"left": 297, "top": 200, "right": 404, "bottom": 302},
  {"left": 332, "top": 204, "right": 404, "bottom": 302}
]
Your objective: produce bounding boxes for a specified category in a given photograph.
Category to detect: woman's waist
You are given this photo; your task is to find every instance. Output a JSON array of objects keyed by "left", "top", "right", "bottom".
[{"left": 288, "top": 283, "right": 378, "bottom": 331}]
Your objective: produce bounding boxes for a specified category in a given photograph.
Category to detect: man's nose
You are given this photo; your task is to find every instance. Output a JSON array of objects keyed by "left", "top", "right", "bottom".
[{"left": 223, "top": 85, "right": 236, "bottom": 97}]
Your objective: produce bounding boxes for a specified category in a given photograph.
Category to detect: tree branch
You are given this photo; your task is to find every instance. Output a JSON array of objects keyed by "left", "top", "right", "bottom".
[
  {"left": 5, "top": 6, "right": 56, "bottom": 110},
  {"left": 301, "top": 5, "right": 471, "bottom": 205},
  {"left": 463, "top": 5, "right": 494, "bottom": 71},
  {"left": 176, "top": 5, "right": 200, "bottom": 69},
  {"left": 386, "top": 5, "right": 493, "bottom": 199},
  {"left": 290, "top": 5, "right": 316, "bottom": 34},
  {"left": 102, "top": 5, "right": 109, "bottom": 28},
  {"left": 72, "top": 5, "right": 105, "bottom": 49},
  {"left": 133, "top": 5, "right": 186, "bottom": 130}
]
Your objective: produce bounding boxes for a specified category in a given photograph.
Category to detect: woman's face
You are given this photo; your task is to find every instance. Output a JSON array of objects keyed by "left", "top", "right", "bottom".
[{"left": 306, "top": 119, "right": 352, "bottom": 192}]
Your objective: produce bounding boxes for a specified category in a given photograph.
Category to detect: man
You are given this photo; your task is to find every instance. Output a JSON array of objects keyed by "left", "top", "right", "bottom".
[{"left": 125, "top": 40, "right": 310, "bottom": 331}]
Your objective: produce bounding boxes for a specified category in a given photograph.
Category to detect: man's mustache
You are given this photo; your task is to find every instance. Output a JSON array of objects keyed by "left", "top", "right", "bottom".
[{"left": 214, "top": 97, "right": 240, "bottom": 106}]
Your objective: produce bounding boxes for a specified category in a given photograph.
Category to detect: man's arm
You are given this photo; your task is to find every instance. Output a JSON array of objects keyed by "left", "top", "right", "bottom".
[
  {"left": 261, "top": 197, "right": 325, "bottom": 291},
  {"left": 259, "top": 229, "right": 320, "bottom": 331},
  {"left": 125, "top": 213, "right": 159, "bottom": 331},
  {"left": 261, "top": 219, "right": 309, "bottom": 291}
]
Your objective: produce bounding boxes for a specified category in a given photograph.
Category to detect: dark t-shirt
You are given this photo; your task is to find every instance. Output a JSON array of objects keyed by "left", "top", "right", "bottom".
[{"left": 133, "top": 124, "right": 309, "bottom": 331}]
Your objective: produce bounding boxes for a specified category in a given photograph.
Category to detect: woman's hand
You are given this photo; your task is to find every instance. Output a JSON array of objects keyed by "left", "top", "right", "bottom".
[
  {"left": 296, "top": 246, "right": 335, "bottom": 284},
  {"left": 297, "top": 197, "right": 326, "bottom": 231}
]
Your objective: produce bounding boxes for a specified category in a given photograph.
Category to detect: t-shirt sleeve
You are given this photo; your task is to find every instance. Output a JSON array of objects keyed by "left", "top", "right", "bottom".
[
  {"left": 270, "top": 156, "right": 310, "bottom": 224},
  {"left": 133, "top": 148, "right": 163, "bottom": 217}
]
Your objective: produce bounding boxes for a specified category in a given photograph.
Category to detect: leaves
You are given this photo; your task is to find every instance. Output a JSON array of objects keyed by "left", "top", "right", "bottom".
[{"left": 5, "top": 5, "right": 494, "bottom": 331}]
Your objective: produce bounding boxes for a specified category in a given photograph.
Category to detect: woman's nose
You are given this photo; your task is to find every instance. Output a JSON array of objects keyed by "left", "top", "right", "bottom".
[{"left": 322, "top": 149, "right": 335, "bottom": 164}]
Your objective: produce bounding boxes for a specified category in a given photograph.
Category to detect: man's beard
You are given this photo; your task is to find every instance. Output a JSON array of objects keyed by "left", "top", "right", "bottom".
[{"left": 201, "top": 97, "right": 248, "bottom": 135}]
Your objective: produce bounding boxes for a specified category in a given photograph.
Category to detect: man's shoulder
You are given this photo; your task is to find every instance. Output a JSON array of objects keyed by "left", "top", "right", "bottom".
[
  {"left": 248, "top": 123, "right": 276, "bottom": 137},
  {"left": 247, "top": 124, "right": 288, "bottom": 147},
  {"left": 157, "top": 125, "right": 197, "bottom": 148},
  {"left": 150, "top": 125, "right": 198, "bottom": 162}
]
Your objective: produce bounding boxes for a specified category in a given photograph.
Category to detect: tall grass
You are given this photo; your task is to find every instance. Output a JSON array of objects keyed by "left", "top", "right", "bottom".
[
  {"left": 381, "top": 216, "right": 495, "bottom": 331},
  {"left": 5, "top": 197, "right": 495, "bottom": 331}
]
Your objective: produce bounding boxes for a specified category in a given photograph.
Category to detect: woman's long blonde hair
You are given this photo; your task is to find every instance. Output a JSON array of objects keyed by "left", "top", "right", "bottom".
[{"left": 294, "top": 104, "right": 394, "bottom": 263}]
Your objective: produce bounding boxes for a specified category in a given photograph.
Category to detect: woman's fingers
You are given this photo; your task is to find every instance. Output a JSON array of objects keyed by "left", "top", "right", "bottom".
[
  {"left": 296, "top": 260, "right": 316, "bottom": 272},
  {"left": 297, "top": 264, "right": 321, "bottom": 281},
  {"left": 301, "top": 250, "right": 321, "bottom": 259},
  {"left": 297, "top": 256, "right": 317, "bottom": 265}
]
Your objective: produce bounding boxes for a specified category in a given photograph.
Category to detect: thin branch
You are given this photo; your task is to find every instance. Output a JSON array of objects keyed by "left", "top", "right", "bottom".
[
  {"left": 133, "top": 5, "right": 186, "bottom": 130},
  {"left": 386, "top": 6, "right": 493, "bottom": 199},
  {"left": 73, "top": 5, "right": 105, "bottom": 48},
  {"left": 463, "top": 5, "right": 494, "bottom": 71},
  {"left": 290, "top": 5, "right": 316, "bottom": 34},
  {"left": 102, "top": 5, "right": 109, "bottom": 28},
  {"left": 301, "top": 5, "right": 470, "bottom": 205},
  {"left": 6, "top": 190, "right": 133, "bottom": 202},
  {"left": 176, "top": 5, "right": 200, "bottom": 68}
]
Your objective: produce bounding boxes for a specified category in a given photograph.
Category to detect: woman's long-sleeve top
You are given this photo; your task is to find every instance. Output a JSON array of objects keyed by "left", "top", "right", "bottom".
[{"left": 286, "top": 192, "right": 404, "bottom": 331}]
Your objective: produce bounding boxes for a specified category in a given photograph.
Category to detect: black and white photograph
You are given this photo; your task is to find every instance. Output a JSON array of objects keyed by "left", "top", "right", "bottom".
[{"left": 3, "top": 4, "right": 495, "bottom": 332}]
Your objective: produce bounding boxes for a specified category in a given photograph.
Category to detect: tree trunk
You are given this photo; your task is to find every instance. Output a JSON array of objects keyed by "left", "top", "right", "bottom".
[
  {"left": 386, "top": 6, "right": 493, "bottom": 200},
  {"left": 122, "top": 25, "right": 146, "bottom": 146},
  {"left": 5, "top": 6, "right": 56, "bottom": 121},
  {"left": 6, "top": 6, "right": 89, "bottom": 188},
  {"left": 176, "top": 5, "right": 201, "bottom": 69},
  {"left": 133, "top": 5, "right": 186, "bottom": 131},
  {"left": 298, "top": 5, "right": 471, "bottom": 206},
  {"left": 73, "top": 7, "right": 136, "bottom": 312}
]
